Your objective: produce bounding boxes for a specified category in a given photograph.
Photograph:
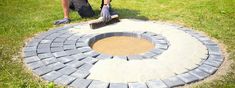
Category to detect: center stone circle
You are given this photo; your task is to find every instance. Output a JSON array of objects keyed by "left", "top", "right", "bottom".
[
  {"left": 90, "top": 33, "right": 155, "bottom": 56},
  {"left": 87, "top": 32, "right": 169, "bottom": 60}
]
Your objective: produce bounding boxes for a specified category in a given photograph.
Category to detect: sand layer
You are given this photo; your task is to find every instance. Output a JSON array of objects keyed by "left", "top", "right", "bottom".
[{"left": 92, "top": 36, "right": 155, "bottom": 56}]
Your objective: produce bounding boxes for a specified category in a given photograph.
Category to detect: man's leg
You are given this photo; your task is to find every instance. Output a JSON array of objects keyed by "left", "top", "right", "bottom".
[
  {"left": 62, "top": 0, "right": 70, "bottom": 18},
  {"left": 54, "top": 0, "right": 71, "bottom": 25},
  {"left": 101, "top": 0, "right": 111, "bottom": 9}
]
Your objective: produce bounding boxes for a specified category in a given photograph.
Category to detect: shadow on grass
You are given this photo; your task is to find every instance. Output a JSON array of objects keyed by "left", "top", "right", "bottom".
[
  {"left": 114, "top": 8, "right": 149, "bottom": 20},
  {"left": 92, "top": 8, "right": 149, "bottom": 20}
]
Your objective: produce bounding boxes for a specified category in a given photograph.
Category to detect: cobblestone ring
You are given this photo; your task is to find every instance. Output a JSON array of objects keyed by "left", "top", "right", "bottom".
[{"left": 23, "top": 19, "right": 224, "bottom": 88}]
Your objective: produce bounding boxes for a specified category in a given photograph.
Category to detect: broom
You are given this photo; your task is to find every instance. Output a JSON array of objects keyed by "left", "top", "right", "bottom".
[{"left": 89, "top": 14, "right": 120, "bottom": 29}]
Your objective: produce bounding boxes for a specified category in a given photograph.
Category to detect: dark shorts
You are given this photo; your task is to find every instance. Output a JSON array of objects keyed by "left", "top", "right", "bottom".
[{"left": 69, "top": 0, "right": 112, "bottom": 18}]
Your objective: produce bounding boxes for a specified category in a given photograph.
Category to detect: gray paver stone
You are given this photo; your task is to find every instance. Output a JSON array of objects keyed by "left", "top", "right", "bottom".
[
  {"left": 64, "top": 45, "right": 76, "bottom": 50},
  {"left": 78, "top": 63, "right": 93, "bottom": 71},
  {"left": 67, "top": 35, "right": 81, "bottom": 41},
  {"left": 156, "top": 44, "right": 168, "bottom": 50},
  {"left": 66, "top": 60, "right": 84, "bottom": 68},
  {"left": 190, "top": 32, "right": 203, "bottom": 38},
  {"left": 202, "top": 40, "right": 217, "bottom": 46},
  {"left": 40, "top": 40, "right": 52, "bottom": 44},
  {"left": 153, "top": 40, "right": 168, "bottom": 44},
  {"left": 47, "top": 62, "right": 66, "bottom": 71},
  {"left": 76, "top": 42, "right": 89, "bottom": 48},
  {"left": 127, "top": 55, "right": 144, "bottom": 60},
  {"left": 104, "top": 32, "right": 116, "bottom": 37},
  {"left": 94, "top": 34, "right": 105, "bottom": 41},
  {"left": 132, "top": 31, "right": 145, "bottom": 35},
  {"left": 144, "top": 32, "right": 157, "bottom": 36},
  {"left": 203, "top": 59, "right": 222, "bottom": 67},
  {"left": 70, "top": 78, "right": 92, "bottom": 88},
  {"left": 41, "top": 57, "right": 57, "bottom": 65},
  {"left": 196, "top": 36, "right": 210, "bottom": 42},
  {"left": 59, "top": 34, "right": 72, "bottom": 38},
  {"left": 88, "top": 80, "right": 109, "bottom": 88},
  {"left": 53, "top": 51, "right": 68, "bottom": 57},
  {"left": 198, "top": 64, "right": 218, "bottom": 74},
  {"left": 24, "top": 56, "right": 40, "bottom": 63},
  {"left": 33, "top": 66, "right": 52, "bottom": 76},
  {"left": 152, "top": 36, "right": 164, "bottom": 40},
  {"left": 51, "top": 43, "right": 63, "bottom": 47},
  {"left": 207, "top": 46, "right": 221, "bottom": 55},
  {"left": 26, "top": 42, "right": 39, "bottom": 47},
  {"left": 37, "top": 48, "right": 51, "bottom": 54},
  {"left": 90, "top": 58, "right": 99, "bottom": 64},
  {"left": 109, "top": 83, "right": 128, "bottom": 88},
  {"left": 128, "top": 82, "right": 148, "bottom": 88},
  {"left": 96, "top": 54, "right": 112, "bottom": 59},
  {"left": 189, "top": 68, "right": 210, "bottom": 80},
  {"left": 163, "top": 76, "right": 185, "bottom": 87},
  {"left": 51, "top": 47, "right": 64, "bottom": 52},
  {"left": 23, "top": 51, "right": 37, "bottom": 58},
  {"left": 84, "top": 51, "right": 100, "bottom": 58},
  {"left": 142, "top": 52, "right": 157, "bottom": 58},
  {"left": 113, "top": 56, "right": 127, "bottom": 60},
  {"left": 71, "top": 70, "right": 90, "bottom": 78},
  {"left": 77, "top": 37, "right": 89, "bottom": 43},
  {"left": 80, "top": 57, "right": 93, "bottom": 63},
  {"left": 177, "top": 73, "right": 199, "bottom": 83},
  {"left": 27, "top": 61, "right": 44, "bottom": 69},
  {"left": 208, "top": 54, "right": 224, "bottom": 62},
  {"left": 38, "top": 53, "right": 53, "bottom": 59},
  {"left": 65, "top": 49, "right": 81, "bottom": 55},
  {"left": 54, "top": 75, "right": 76, "bottom": 85},
  {"left": 23, "top": 46, "right": 37, "bottom": 52},
  {"left": 53, "top": 38, "right": 67, "bottom": 43},
  {"left": 150, "top": 49, "right": 164, "bottom": 55},
  {"left": 146, "top": 80, "right": 168, "bottom": 88},
  {"left": 46, "top": 33, "right": 62, "bottom": 38},
  {"left": 44, "top": 36, "right": 57, "bottom": 40},
  {"left": 38, "top": 44, "right": 50, "bottom": 49},
  {"left": 77, "top": 47, "right": 92, "bottom": 53},
  {"left": 57, "top": 66, "right": 77, "bottom": 75},
  {"left": 141, "top": 35, "right": 152, "bottom": 41},
  {"left": 64, "top": 40, "right": 77, "bottom": 45},
  {"left": 42, "top": 71, "right": 63, "bottom": 81},
  {"left": 57, "top": 56, "right": 75, "bottom": 63},
  {"left": 72, "top": 53, "right": 88, "bottom": 60}
]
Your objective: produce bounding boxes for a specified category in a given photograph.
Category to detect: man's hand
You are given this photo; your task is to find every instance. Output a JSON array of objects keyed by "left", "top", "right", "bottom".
[
  {"left": 54, "top": 18, "right": 71, "bottom": 25},
  {"left": 100, "top": 5, "right": 111, "bottom": 22}
]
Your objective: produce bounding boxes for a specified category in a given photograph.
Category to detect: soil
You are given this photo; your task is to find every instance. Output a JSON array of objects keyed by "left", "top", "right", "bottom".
[{"left": 91, "top": 36, "right": 155, "bottom": 56}]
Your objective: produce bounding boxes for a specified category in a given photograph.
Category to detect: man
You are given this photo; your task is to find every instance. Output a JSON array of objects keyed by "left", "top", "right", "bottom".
[{"left": 54, "top": 0, "right": 116, "bottom": 25}]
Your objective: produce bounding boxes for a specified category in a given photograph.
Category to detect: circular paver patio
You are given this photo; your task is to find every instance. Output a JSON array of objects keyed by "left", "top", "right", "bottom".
[{"left": 23, "top": 19, "right": 224, "bottom": 88}]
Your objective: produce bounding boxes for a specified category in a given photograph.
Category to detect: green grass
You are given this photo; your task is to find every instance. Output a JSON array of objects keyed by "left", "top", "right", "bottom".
[{"left": 0, "top": 0, "right": 234, "bottom": 87}]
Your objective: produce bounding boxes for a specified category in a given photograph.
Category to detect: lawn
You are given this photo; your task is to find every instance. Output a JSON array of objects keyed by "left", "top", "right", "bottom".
[{"left": 0, "top": 0, "right": 234, "bottom": 87}]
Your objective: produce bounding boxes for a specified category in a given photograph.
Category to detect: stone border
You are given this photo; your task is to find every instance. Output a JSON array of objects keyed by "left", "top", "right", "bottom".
[
  {"left": 86, "top": 32, "right": 169, "bottom": 60},
  {"left": 22, "top": 21, "right": 224, "bottom": 88}
]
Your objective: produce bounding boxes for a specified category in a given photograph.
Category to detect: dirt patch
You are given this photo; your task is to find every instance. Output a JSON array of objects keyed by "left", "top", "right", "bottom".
[{"left": 92, "top": 36, "right": 155, "bottom": 56}]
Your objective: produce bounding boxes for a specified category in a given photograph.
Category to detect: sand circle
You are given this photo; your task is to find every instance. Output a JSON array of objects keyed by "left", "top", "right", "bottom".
[{"left": 91, "top": 36, "right": 155, "bottom": 56}]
